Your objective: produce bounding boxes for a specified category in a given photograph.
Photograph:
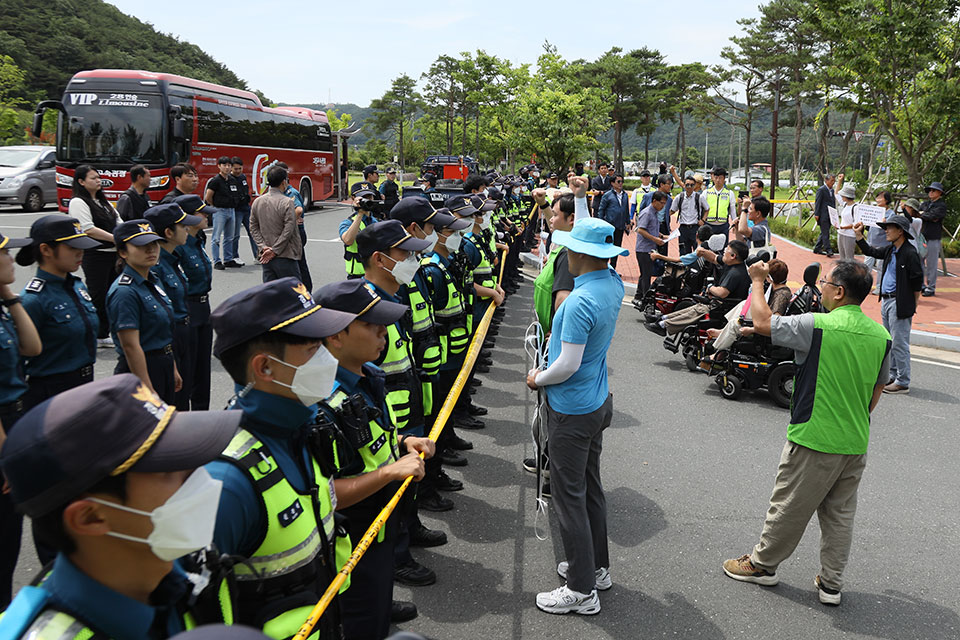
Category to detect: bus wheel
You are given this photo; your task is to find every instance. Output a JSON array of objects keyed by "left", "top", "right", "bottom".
[{"left": 300, "top": 180, "right": 312, "bottom": 212}]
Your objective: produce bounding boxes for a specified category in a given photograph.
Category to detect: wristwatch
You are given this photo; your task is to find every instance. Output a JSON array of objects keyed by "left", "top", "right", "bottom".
[{"left": 0, "top": 296, "right": 21, "bottom": 308}]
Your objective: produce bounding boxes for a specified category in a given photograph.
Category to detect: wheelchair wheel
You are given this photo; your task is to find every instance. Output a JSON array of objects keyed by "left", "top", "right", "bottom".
[
  {"left": 685, "top": 352, "right": 700, "bottom": 372},
  {"left": 767, "top": 363, "right": 796, "bottom": 409},
  {"left": 644, "top": 303, "right": 659, "bottom": 323},
  {"left": 716, "top": 372, "right": 743, "bottom": 400}
]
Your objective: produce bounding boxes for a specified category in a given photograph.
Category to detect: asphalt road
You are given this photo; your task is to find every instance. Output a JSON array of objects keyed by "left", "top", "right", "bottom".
[{"left": 2, "top": 206, "right": 960, "bottom": 639}]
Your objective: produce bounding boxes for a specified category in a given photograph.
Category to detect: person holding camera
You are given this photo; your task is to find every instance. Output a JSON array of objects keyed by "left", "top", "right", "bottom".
[
  {"left": 340, "top": 182, "right": 383, "bottom": 279},
  {"left": 249, "top": 165, "right": 301, "bottom": 283}
]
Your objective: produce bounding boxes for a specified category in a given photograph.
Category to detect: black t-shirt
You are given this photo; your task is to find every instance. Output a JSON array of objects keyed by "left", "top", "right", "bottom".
[
  {"left": 552, "top": 248, "right": 575, "bottom": 296},
  {"left": 207, "top": 174, "right": 239, "bottom": 209},
  {"left": 718, "top": 262, "right": 750, "bottom": 301},
  {"left": 159, "top": 188, "right": 184, "bottom": 204},
  {"left": 116, "top": 187, "right": 151, "bottom": 221},
  {"left": 234, "top": 173, "right": 251, "bottom": 208}
]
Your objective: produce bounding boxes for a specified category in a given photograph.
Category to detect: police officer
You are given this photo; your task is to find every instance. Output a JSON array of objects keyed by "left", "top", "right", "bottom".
[
  {"left": 14, "top": 216, "right": 100, "bottom": 410},
  {"left": 339, "top": 183, "right": 382, "bottom": 278},
  {"left": 313, "top": 279, "right": 435, "bottom": 639},
  {"left": 0, "top": 230, "right": 40, "bottom": 609},
  {"left": 380, "top": 168, "right": 401, "bottom": 214},
  {"left": 704, "top": 166, "right": 737, "bottom": 246},
  {"left": 207, "top": 278, "right": 362, "bottom": 640},
  {"left": 0, "top": 374, "right": 241, "bottom": 638},
  {"left": 107, "top": 219, "right": 180, "bottom": 404},
  {"left": 174, "top": 195, "right": 214, "bottom": 410},
  {"left": 145, "top": 203, "right": 203, "bottom": 410}
]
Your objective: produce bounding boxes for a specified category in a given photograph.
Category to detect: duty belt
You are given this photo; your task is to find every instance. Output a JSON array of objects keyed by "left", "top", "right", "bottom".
[
  {"left": 0, "top": 397, "right": 24, "bottom": 415},
  {"left": 145, "top": 344, "right": 174, "bottom": 356},
  {"left": 28, "top": 364, "right": 94, "bottom": 384},
  {"left": 187, "top": 294, "right": 209, "bottom": 303}
]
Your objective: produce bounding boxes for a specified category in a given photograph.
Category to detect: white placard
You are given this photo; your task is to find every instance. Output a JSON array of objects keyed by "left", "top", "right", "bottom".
[
  {"left": 827, "top": 206, "right": 839, "bottom": 227},
  {"left": 854, "top": 203, "right": 886, "bottom": 228},
  {"left": 665, "top": 229, "right": 681, "bottom": 242}
]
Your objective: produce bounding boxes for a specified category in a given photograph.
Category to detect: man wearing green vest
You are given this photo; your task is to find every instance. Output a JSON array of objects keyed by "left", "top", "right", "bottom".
[
  {"left": 339, "top": 183, "right": 382, "bottom": 278},
  {"left": 704, "top": 167, "right": 737, "bottom": 248},
  {"left": 722, "top": 260, "right": 891, "bottom": 607}
]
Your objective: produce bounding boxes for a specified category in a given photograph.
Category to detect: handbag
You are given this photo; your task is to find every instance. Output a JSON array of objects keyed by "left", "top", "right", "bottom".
[{"left": 748, "top": 224, "right": 778, "bottom": 259}]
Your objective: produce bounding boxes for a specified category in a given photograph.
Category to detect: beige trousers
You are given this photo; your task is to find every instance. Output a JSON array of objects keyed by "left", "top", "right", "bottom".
[{"left": 750, "top": 441, "right": 867, "bottom": 591}]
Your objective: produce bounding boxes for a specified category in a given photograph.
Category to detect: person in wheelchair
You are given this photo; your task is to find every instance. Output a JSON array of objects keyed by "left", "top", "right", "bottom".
[
  {"left": 644, "top": 240, "right": 750, "bottom": 336},
  {"left": 635, "top": 226, "right": 723, "bottom": 320}
]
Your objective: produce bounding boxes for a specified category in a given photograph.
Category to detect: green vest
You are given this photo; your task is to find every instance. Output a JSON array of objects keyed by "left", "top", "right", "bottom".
[
  {"left": 375, "top": 317, "right": 423, "bottom": 431},
  {"left": 343, "top": 214, "right": 371, "bottom": 276},
  {"left": 534, "top": 245, "right": 564, "bottom": 334},
  {"left": 787, "top": 306, "right": 891, "bottom": 455},
  {"left": 446, "top": 250, "right": 475, "bottom": 336},
  {"left": 467, "top": 233, "right": 496, "bottom": 290},
  {"left": 221, "top": 428, "right": 344, "bottom": 639},
  {"left": 425, "top": 257, "right": 469, "bottom": 363},
  {"left": 327, "top": 388, "right": 400, "bottom": 475},
  {"left": 705, "top": 187, "right": 734, "bottom": 224}
]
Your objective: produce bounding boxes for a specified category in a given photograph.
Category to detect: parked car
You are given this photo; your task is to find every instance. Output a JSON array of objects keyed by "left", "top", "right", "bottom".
[{"left": 0, "top": 146, "right": 57, "bottom": 212}]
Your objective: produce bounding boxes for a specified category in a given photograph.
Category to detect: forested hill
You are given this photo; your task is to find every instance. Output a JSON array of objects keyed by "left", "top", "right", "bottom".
[{"left": 0, "top": 0, "right": 250, "bottom": 102}]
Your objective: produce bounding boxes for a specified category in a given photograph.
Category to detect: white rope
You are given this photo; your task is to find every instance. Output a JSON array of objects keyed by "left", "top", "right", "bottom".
[{"left": 525, "top": 319, "right": 551, "bottom": 541}]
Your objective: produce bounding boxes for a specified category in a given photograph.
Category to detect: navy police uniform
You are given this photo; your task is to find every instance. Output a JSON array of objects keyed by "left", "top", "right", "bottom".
[{"left": 106, "top": 220, "right": 178, "bottom": 404}]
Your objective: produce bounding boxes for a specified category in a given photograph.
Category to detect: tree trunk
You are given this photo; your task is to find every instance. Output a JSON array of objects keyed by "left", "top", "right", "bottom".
[
  {"left": 399, "top": 118, "right": 405, "bottom": 175},
  {"left": 837, "top": 111, "right": 859, "bottom": 173},
  {"left": 614, "top": 119, "right": 623, "bottom": 175},
  {"left": 744, "top": 120, "right": 752, "bottom": 185},
  {"left": 461, "top": 115, "right": 468, "bottom": 157},
  {"left": 644, "top": 131, "right": 651, "bottom": 169},
  {"left": 674, "top": 122, "right": 681, "bottom": 166},
  {"left": 728, "top": 121, "right": 735, "bottom": 176},
  {"left": 816, "top": 109, "right": 830, "bottom": 183},
  {"left": 475, "top": 114, "right": 480, "bottom": 160},
  {"left": 866, "top": 134, "right": 879, "bottom": 183},
  {"left": 679, "top": 113, "right": 687, "bottom": 172},
  {"left": 792, "top": 99, "right": 803, "bottom": 187}
]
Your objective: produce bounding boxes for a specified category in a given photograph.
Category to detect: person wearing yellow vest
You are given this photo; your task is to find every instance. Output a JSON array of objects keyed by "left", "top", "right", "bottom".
[
  {"left": 314, "top": 279, "right": 435, "bottom": 640},
  {"left": 0, "top": 374, "right": 240, "bottom": 639},
  {"left": 722, "top": 260, "right": 891, "bottom": 606},
  {"left": 339, "top": 183, "right": 383, "bottom": 279},
  {"left": 704, "top": 167, "right": 737, "bottom": 247}
]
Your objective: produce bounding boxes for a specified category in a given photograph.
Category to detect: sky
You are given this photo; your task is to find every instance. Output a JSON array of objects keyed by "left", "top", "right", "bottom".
[{"left": 106, "top": 0, "right": 763, "bottom": 107}]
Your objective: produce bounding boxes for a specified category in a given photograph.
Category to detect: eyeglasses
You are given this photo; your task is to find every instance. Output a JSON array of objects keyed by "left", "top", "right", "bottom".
[{"left": 818, "top": 278, "right": 841, "bottom": 288}]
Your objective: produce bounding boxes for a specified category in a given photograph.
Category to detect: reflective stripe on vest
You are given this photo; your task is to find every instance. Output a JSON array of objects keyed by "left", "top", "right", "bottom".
[
  {"left": 705, "top": 188, "right": 733, "bottom": 224},
  {"left": 405, "top": 267, "right": 442, "bottom": 376},
  {"left": 221, "top": 429, "right": 335, "bottom": 581},
  {"left": 20, "top": 611, "right": 93, "bottom": 640},
  {"left": 327, "top": 389, "right": 400, "bottom": 475},
  {"left": 427, "top": 258, "right": 469, "bottom": 358},
  {"left": 344, "top": 216, "right": 370, "bottom": 276}
]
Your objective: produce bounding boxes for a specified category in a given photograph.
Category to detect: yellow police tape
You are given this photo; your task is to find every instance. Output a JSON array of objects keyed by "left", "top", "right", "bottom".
[
  {"left": 771, "top": 199, "right": 814, "bottom": 204},
  {"left": 293, "top": 249, "right": 508, "bottom": 640}
]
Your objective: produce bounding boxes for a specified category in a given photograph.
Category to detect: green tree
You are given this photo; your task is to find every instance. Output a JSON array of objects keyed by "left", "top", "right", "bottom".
[
  {"left": 421, "top": 55, "right": 463, "bottom": 155},
  {"left": 369, "top": 74, "right": 422, "bottom": 174},
  {"left": 0, "top": 54, "right": 26, "bottom": 142},
  {"left": 663, "top": 63, "right": 712, "bottom": 171},
  {"left": 326, "top": 108, "right": 352, "bottom": 132}
]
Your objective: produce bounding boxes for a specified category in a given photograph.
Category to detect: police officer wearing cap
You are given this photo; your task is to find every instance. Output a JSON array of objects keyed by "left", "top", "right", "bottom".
[
  {"left": 174, "top": 195, "right": 215, "bottom": 410},
  {"left": 107, "top": 219, "right": 181, "bottom": 404},
  {"left": 0, "top": 229, "right": 41, "bottom": 609},
  {"left": 145, "top": 204, "right": 203, "bottom": 410},
  {"left": 313, "top": 279, "right": 434, "bottom": 638},
  {"left": 340, "top": 182, "right": 383, "bottom": 278},
  {"left": 0, "top": 374, "right": 241, "bottom": 638},
  {"left": 14, "top": 217, "right": 100, "bottom": 411},
  {"left": 379, "top": 168, "right": 400, "bottom": 214}
]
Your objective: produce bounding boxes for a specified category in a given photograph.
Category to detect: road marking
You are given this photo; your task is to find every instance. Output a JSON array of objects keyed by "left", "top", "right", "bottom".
[{"left": 912, "top": 357, "right": 960, "bottom": 370}]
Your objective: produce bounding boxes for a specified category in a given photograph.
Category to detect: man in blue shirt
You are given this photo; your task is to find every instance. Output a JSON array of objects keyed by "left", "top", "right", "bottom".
[
  {"left": 0, "top": 374, "right": 241, "bottom": 639},
  {"left": 525, "top": 218, "right": 626, "bottom": 616},
  {"left": 637, "top": 174, "right": 674, "bottom": 254}
]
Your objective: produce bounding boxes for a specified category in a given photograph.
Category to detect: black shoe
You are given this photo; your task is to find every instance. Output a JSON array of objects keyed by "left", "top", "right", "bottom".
[
  {"left": 483, "top": 339, "right": 496, "bottom": 349},
  {"left": 448, "top": 434, "right": 474, "bottom": 450},
  {"left": 477, "top": 356, "right": 493, "bottom": 366},
  {"left": 213, "top": 262, "right": 225, "bottom": 270},
  {"left": 419, "top": 492, "right": 455, "bottom": 512},
  {"left": 468, "top": 386, "right": 477, "bottom": 395},
  {"left": 223, "top": 260, "right": 242, "bottom": 268},
  {"left": 539, "top": 482, "right": 551, "bottom": 499},
  {"left": 922, "top": 288, "right": 935, "bottom": 297},
  {"left": 480, "top": 349, "right": 492, "bottom": 358},
  {"left": 436, "top": 470, "right": 464, "bottom": 492},
  {"left": 439, "top": 450, "right": 468, "bottom": 466},
  {"left": 475, "top": 363, "right": 491, "bottom": 373},
  {"left": 825, "top": 251, "right": 834, "bottom": 257},
  {"left": 394, "top": 561, "right": 436, "bottom": 587},
  {"left": 644, "top": 321, "right": 667, "bottom": 336},
  {"left": 522, "top": 456, "right": 550, "bottom": 476},
  {"left": 455, "top": 415, "right": 485, "bottom": 430},
  {"left": 469, "top": 378, "right": 482, "bottom": 387},
  {"left": 468, "top": 405, "right": 488, "bottom": 416},
  {"left": 409, "top": 523, "right": 447, "bottom": 547},
  {"left": 391, "top": 600, "right": 419, "bottom": 623},
  {"left": 812, "top": 249, "right": 824, "bottom": 255}
]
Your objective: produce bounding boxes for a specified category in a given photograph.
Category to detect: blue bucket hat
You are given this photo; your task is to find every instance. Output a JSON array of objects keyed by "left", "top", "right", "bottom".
[
  {"left": 926, "top": 181, "right": 945, "bottom": 194},
  {"left": 551, "top": 218, "right": 628, "bottom": 259}
]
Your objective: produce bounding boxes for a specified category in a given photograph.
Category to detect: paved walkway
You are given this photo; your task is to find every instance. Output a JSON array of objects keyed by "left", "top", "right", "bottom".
[{"left": 609, "top": 229, "right": 960, "bottom": 341}]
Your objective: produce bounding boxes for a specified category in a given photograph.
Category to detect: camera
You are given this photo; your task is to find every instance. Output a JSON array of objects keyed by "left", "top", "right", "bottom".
[{"left": 359, "top": 199, "right": 383, "bottom": 213}]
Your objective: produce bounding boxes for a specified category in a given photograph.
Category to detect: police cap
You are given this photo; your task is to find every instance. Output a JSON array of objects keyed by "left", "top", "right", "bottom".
[
  {"left": 175, "top": 194, "right": 217, "bottom": 217},
  {"left": 15, "top": 215, "right": 100, "bottom": 266},
  {"left": 314, "top": 279, "right": 407, "bottom": 326},
  {"left": 444, "top": 194, "right": 479, "bottom": 218},
  {"left": 0, "top": 374, "right": 241, "bottom": 518},
  {"left": 390, "top": 197, "right": 438, "bottom": 227},
  {"left": 362, "top": 165, "right": 379, "bottom": 177},
  {"left": 431, "top": 208, "right": 471, "bottom": 232},
  {"left": 356, "top": 220, "right": 433, "bottom": 261},
  {"left": 350, "top": 181, "right": 377, "bottom": 198},
  {"left": 471, "top": 194, "right": 497, "bottom": 212},
  {"left": 640, "top": 169, "right": 652, "bottom": 177},
  {"left": 0, "top": 230, "right": 31, "bottom": 252},
  {"left": 211, "top": 277, "right": 358, "bottom": 357},
  {"left": 113, "top": 219, "right": 163, "bottom": 246},
  {"left": 145, "top": 203, "right": 203, "bottom": 235}
]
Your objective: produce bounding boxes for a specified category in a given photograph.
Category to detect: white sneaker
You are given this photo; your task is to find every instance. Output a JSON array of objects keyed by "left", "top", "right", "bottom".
[
  {"left": 233, "top": 258, "right": 245, "bottom": 267},
  {"left": 97, "top": 337, "right": 114, "bottom": 349},
  {"left": 814, "top": 575, "right": 841, "bottom": 605},
  {"left": 557, "top": 562, "right": 612, "bottom": 591},
  {"left": 535, "top": 584, "right": 600, "bottom": 615}
]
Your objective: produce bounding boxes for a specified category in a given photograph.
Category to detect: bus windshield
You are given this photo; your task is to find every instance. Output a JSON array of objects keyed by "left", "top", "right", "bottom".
[{"left": 59, "top": 93, "right": 165, "bottom": 165}]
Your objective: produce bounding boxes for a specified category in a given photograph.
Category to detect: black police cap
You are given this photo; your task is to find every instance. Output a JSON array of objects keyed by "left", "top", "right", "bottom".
[
  {"left": 390, "top": 197, "right": 438, "bottom": 228},
  {"left": 351, "top": 181, "right": 377, "bottom": 197},
  {"left": 211, "top": 277, "right": 358, "bottom": 358},
  {"left": 444, "top": 194, "right": 479, "bottom": 217},
  {"left": 362, "top": 165, "right": 379, "bottom": 176},
  {"left": 0, "top": 231, "right": 31, "bottom": 252},
  {"left": 431, "top": 208, "right": 471, "bottom": 232},
  {"left": 0, "top": 374, "right": 240, "bottom": 518},
  {"left": 145, "top": 203, "right": 203, "bottom": 235},
  {"left": 356, "top": 220, "right": 433, "bottom": 261},
  {"left": 313, "top": 279, "right": 407, "bottom": 326},
  {"left": 472, "top": 194, "right": 497, "bottom": 212},
  {"left": 113, "top": 219, "right": 163, "bottom": 246},
  {"left": 175, "top": 194, "right": 217, "bottom": 216},
  {"left": 15, "top": 215, "right": 100, "bottom": 266},
  {"left": 640, "top": 169, "right": 652, "bottom": 177}
]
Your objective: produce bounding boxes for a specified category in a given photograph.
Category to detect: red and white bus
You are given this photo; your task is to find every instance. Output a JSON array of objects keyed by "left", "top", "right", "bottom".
[{"left": 34, "top": 69, "right": 338, "bottom": 211}]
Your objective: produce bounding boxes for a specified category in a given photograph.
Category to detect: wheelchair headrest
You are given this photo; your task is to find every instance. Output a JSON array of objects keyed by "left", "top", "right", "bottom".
[{"left": 803, "top": 262, "right": 821, "bottom": 287}]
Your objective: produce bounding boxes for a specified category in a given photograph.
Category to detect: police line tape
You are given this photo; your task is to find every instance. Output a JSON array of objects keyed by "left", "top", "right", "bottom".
[{"left": 293, "top": 249, "right": 509, "bottom": 640}]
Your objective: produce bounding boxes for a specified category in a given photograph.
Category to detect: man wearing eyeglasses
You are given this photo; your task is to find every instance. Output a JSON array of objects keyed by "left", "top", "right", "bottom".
[
  {"left": 722, "top": 259, "right": 891, "bottom": 607},
  {"left": 669, "top": 177, "right": 710, "bottom": 255},
  {"left": 596, "top": 174, "right": 632, "bottom": 268}
]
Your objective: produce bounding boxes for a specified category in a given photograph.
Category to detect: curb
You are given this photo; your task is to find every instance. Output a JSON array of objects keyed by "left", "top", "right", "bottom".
[{"left": 910, "top": 329, "right": 960, "bottom": 353}]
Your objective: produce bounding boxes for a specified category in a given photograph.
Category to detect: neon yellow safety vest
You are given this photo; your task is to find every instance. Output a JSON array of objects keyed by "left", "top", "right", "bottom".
[
  {"left": 343, "top": 214, "right": 371, "bottom": 276},
  {"left": 705, "top": 187, "right": 735, "bottom": 224},
  {"left": 403, "top": 266, "right": 440, "bottom": 415},
  {"left": 466, "top": 233, "right": 496, "bottom": 291},
  {"left": 376, "top": 314, "right": 422, "bottom": 431},
  {"left": 220, "top": 428, "right": 343, "bottom": 640},
  {"left": 448, "top": 250, "right": 475, "bottom": 335},
  {"left": 327, "top": 388, "right": 401, "bottom": 475},
  {"left": 425, "top": 255, "right": 469, "bottom": 363}
]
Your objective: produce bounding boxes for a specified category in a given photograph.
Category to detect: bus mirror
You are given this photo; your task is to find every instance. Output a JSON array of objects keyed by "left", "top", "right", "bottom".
[
  {"left": 32, "top": 100, "right": 63, "bottom": 139},
  {"left": 172, "top": 118, "right": 185, "bottom": 140},
  {"left": 32, "top": 112, "right": 43, "bottom": 139}
]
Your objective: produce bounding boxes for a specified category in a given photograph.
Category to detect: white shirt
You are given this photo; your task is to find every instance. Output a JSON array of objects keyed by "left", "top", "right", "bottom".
[
  {"left": 670, "top": 191, "right": 709, "bottom": 225},
  {"left": 838, "top": 204, "right": 855, "bottom": 237},
  {"left": 68, "top": 197, "right": 122, "bottom": 251}
]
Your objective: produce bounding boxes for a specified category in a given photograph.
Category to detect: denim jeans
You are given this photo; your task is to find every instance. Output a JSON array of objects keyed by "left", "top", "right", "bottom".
[
  {"left": 880, "top": 297, "right": 912, "bottom": 387},
  {"left": 923, "top": 238, "right": 942, "bottom": 291},
  {"left": 231, "top": 205, "right": 257, "bottom": 261},
  {"left": 211, "top": 207, "right": 236, "bottom": 264}
]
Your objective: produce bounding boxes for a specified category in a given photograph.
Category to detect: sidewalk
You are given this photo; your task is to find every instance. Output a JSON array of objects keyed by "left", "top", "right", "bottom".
[{"left": 611, "top": 230, "right": 960, "bottom": 350}]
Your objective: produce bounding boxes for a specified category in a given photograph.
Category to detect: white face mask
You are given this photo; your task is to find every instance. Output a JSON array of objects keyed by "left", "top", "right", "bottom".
[
  {"left": 384, "top": 253, "right": 420, "bottom": 285},
  {"left": 421, "top": 230, "right": 439, "bottom": 251},
  {"left": 267, "top": 345, "right": 338, "bottom": 406},
  {"left": 482, "top": 212, "right": 493, "bottom": 229},
  {"left": 90, "top": 467, "right": 223, "bottom": 562},
  {"left": 444, "top": 231, "right": 462, "bottom": 252}
]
